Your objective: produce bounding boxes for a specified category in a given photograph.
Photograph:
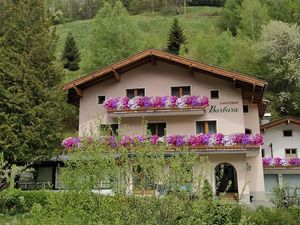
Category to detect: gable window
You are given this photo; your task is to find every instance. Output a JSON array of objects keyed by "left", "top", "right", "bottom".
[
  {"left": 285, "top": 149, "right": 297, "bottom": 159},
  {"left": 283, "top": 130, "right": 293, "bottom": 137},
  {"left": 97, "top": 96, "right": 106, "bottom": 104},
  {"left": 100, "top": 124, "right": 118, "bottom": 136},
  {"left": 210, "top": 90, "right": 219, "bottom": 99},
  {"left": 171, "top": 86, "right": 191, "bottom": 97},
  {"left": 196, "top": 121, "right": 217, "bottom": 134},
  {"left": 243, "top": 105, "right": 249, "bottom": 113},
  {"left": 147, "top": 122, "right": 166, "bottom": 137},
  {"left": 126, "top": 88, "right": 145, "bottom": 99}
]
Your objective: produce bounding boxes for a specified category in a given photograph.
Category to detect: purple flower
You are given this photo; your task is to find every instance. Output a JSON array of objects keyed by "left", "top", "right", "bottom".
[
  {"left": 109, "top": 136, "right": 117, "bottom": 148},
  {"left": 61, "top": 137, "right": 81, "bottom": 149},
  {"left": 176, "top": 135, "right": 185, "bottom": 147},
  {"left": 288, "top": 158, "right": 300, "bottom": 166},
  {"left": 215, "top": 133, "right": 224, "bottom": 145},
  {"left": 262, "top": 157, "right": 272, "bottom": 166},
  {"left": 120, "top": 136, "right": 134, "bottom": 147},
  {"left": 241, "top": 134, "right": 250, "bottom": 145}
]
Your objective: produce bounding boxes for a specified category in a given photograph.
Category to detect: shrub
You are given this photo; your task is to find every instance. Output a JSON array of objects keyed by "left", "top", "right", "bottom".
[{"left": 0, "top": 189, "right": 51, "bottom": 215}]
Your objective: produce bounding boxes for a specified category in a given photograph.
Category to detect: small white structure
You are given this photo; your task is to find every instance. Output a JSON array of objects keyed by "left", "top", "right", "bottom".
[{"left": 261, "top": 116, "right": 300, "bottom": 197}]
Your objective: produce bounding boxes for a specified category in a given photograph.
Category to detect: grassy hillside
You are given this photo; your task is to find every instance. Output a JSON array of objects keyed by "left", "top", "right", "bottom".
[{"left": 55, "top": 6, "right": 222, "bottom": 83}]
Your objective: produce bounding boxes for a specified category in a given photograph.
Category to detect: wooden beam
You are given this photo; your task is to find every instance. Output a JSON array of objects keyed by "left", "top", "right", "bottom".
[
  {"left": 74, "top": 87, "right": 83, "bottom": 98},
  {"left": 150, "top": 54, "right": 157, "bottom": 66},
  {"left": 232, "top": 77, "right": 237, "bottom": 87},
  {"left": 189, "top": 64, "right": 194, "bottom": 77},
  {"left": 112, "top": 68, "right": 120, "bottom": 81}
]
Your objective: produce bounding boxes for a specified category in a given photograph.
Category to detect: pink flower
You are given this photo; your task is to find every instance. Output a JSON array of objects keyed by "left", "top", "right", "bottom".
[{"left": 150, "top": 135, "right": 159, "bottom": 145}]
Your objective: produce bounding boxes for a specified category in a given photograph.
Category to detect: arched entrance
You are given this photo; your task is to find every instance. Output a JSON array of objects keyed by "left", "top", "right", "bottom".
[{"left": 215, "top": 163, "right": 238, "bottom": 195}]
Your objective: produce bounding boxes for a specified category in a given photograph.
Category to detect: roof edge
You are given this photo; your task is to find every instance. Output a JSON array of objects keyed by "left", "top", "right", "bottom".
[{"left": 63, "top": 49, "right": 267, "bottom": 92}]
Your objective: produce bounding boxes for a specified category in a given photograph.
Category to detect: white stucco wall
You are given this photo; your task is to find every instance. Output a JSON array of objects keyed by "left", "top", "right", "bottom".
[
  {"left": 78, "top": 61, "right": 259, "bottom": 137},
  {"left": 262, "top": 123, "right": 300, "bottom": 158}
]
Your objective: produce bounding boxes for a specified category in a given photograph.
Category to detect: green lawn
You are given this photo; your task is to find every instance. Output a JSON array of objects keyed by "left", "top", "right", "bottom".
[{"left": 55, "top": 6, "right": 222, "bottom": 83}]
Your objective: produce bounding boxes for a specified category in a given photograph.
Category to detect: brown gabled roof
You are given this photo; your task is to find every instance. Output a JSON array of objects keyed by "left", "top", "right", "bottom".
[
  {"left": 64, "top": 49, "right": 267, "bottom": 105},
  {"left": 260, "top": 116, "right": 300, "bottom": 130}
]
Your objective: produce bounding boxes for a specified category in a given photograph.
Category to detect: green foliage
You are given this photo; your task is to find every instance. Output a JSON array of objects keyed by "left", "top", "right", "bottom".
[
  {"left": 272, "top": 185, "right": 300, "bottom": 208},
  {"left": 61, "top": 32, "right": 80, "bottom": 71},
  {"left": 218, "top": 0, "right": 243, "bottom": 36},
  {"left": 167, "top": 18, "right": 187, "bottom": 55},
  {"left": 0, "top": 189, "right": 51, "bottom": 215},
  {"left": 0, "top": 0, "right": 65, "bottom": 165},
  {"left": 265, "top": 0, "right": 299, "bottom": 24},
  {"left": 189, "top": 0, "right": 226, "bottom": 7},
  {"left": 90, "top": 1, "right": 140, "bottom": 69},
  {"left": 200, "top": 179, "right": 213, "bottom": 200},
  {"left": 257, "top": 21, "right": 300, "bottom": 116},
  {"left": 52, "top": 10, "right": 65, "bottom": 25},
  {"left": 238, "top": 0, "right": 269, "bottom": 40}
]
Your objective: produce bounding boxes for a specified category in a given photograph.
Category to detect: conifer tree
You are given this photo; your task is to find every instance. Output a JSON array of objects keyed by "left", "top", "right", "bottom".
[
  {"left": 167, "top": 18, "right": 186, "bottom": 55},
  {"left": 62, "top": 32, "right": 81, "bottom": 71},
  {"left": 0, "top": 0, "right": 65, "bottom": 165}
]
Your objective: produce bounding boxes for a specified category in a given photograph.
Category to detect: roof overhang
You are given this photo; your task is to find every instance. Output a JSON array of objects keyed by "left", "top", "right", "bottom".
[
  {"left": 63, "top": 49, "right": 268, "bottom": 106},
  {"left": 260, "top": 116, "right": 300, "bottom": 131}
]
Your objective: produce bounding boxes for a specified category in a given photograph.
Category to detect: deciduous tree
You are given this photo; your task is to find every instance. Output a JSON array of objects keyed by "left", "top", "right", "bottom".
[
  {"left": 89, "top": 1, "right": 140, "bottom": 69},
  {"left": 257, "top": 21, "right": 300, "bottom": 116}
]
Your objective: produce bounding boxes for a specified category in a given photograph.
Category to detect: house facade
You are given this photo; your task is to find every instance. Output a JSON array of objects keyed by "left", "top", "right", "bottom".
[
  {"left": 261, "top": 117, "right": 300, "bottom": 197},
  {"left": 27, "top": 49, "right": 267, "bottom": 204}
]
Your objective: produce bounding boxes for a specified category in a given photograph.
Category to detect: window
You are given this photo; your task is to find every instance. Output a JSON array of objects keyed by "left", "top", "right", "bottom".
[
  {"left": 285, "top": 149, "right": 297, "bottom": 159},
  {"left": 97, "top": 96, "right": 106, "bottom": 104},
  {"left": 126, "top": 88, "right": 145, "bottom": 99},
  {"left": 245, "top": 128, "right": 252, "bottom": 134},
  {"left": 147, "top": 123, "right": 166, "bottom": 137},
  {"left": 283, "top": 130, "right": 293, "bottom": 137},
  {"left": 100, "top": 124, "right": 118, "bottom": 135},
  {"left": 243, "top": 105, "right": 249, "bottom": 113},
  {"left": 261, "top": 149, "right": 265, "bottom": 158},
  {"left": 196, "top": 121, "right": 217, "bottom": 134},
  {"left": 210, "top": 90, "right": 219, "bottom": 99},
  {"left": 171, "top": 86, "right": 191, "bottom": 97}
]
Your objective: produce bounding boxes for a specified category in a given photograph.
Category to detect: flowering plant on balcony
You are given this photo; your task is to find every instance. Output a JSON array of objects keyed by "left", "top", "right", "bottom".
[
  {"left": 262, "top": 157, "right": 300, "bottom": 167},
  {"left": 62, "top": 133, "right": 263, "bottom": 150},
  {"left": 103, "top": 95, "right": 209, "bottom": 111}
]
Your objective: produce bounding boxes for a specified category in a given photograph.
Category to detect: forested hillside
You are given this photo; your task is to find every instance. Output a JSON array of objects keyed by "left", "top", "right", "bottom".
[{"left": 51, "top": 0, "right": 300, "bottom": 118}]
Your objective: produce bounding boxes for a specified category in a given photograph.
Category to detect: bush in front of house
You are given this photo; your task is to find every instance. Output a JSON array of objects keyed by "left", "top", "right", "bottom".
[{"left": 0, "top": 189, "right": 52, "bottom": 215}]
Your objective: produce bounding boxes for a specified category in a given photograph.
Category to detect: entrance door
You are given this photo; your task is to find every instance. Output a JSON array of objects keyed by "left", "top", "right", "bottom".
[{"left": 215, "top": 163, "right": 238, "bottom": 195}]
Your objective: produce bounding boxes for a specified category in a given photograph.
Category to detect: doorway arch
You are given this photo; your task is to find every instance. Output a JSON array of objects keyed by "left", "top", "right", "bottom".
[{"left": 215, "top": 163, "right": 238, "bottom": 195}]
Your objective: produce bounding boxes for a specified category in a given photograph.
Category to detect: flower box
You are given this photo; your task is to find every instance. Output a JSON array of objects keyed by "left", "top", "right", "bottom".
[
  {"left": 62, "top": 134, "right": 263, "bottom": 151},
  {"left": 104, "top": 96, "right": 209, "bottom": 112}
]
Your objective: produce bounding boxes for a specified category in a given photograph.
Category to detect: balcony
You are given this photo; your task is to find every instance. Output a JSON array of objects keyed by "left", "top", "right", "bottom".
[
  {"left": 263, "top": 157, "right": 300, "bottom": 169},
  {"left": 62, "top": 133, "right": 263, "bottom": 155},
  {"left": 104, "top": 96, "right": 209, "bottom": 118}
]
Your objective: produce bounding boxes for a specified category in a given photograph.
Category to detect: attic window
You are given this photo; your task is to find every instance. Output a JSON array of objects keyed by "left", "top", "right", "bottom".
[
  {"left": 283, "top": 130, "right": 292, "bottom": 137},
  {"left": 98, "top": 96, "right": 106, "bottom": 104},
  {"left": 210, "top": 90, "right": 219, "bottom": 99}
]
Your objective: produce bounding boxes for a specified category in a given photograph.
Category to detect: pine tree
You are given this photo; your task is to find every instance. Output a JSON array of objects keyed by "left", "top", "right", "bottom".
[
  {"left": 62, "top": 32, "right": 80, "bottom": 71},
  {"left": 167, "top": 18, "right": 186, "bottom": 55},
  {"left": 0, "top": 0, "right": 65, "bottom": 165}
]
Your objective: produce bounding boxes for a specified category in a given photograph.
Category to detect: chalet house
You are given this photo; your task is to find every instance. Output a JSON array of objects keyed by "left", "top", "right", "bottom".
[
  {"left": 19, "top": 49, "right": 268, "bottom": 204},
  {"left": 261, "top": 116, "right": 300, "bottom": 197}
]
